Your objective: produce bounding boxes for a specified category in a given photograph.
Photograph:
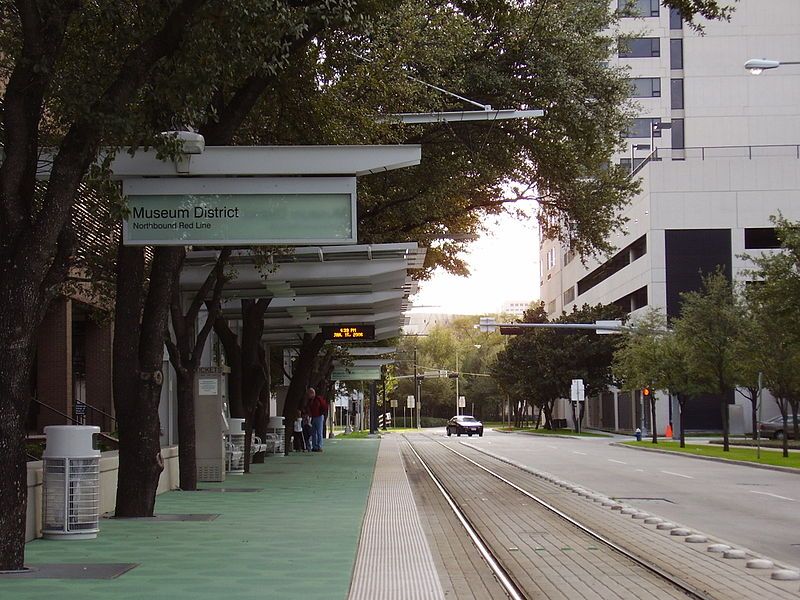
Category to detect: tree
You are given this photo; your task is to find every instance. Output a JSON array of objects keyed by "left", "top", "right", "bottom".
[
  {"left": 492, "top": 302, "right": 624, "bottom": 431},
  {"left": 613, "top": 309, "right": 668, "bottom": 443},
  {"left": 672, "top": 272, "right": 744, "bottom": 452},
  {"left": 0, "top": 0, "right": 380, "bottom": 569},
  {"left": 165, "top": 250, "right": 230, "bottom": 490},
  {"left": 742, "top": 217, "right": 800, "bottom": 456},
  {"left": 660, "top": 0, "right": 736, "bottom": 32}
]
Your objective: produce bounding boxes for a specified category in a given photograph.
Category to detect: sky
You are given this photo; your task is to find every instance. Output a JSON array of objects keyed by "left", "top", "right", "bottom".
[{"left": 409, "top": 209, "right": 540, "bottom": 315}]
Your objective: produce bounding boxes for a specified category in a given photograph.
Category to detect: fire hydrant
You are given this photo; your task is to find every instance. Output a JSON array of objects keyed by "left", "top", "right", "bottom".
[{"left": 635, "top": 428, "right": 642, "bottom": 442}]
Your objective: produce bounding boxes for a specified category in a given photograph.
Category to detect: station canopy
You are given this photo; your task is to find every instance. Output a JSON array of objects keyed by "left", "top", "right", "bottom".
[
  {"left": 331, "top": 347, "right": 398, "bottom": 381},
  {"left": 180, "top": 243, "right": 425, "bottom": 346}
]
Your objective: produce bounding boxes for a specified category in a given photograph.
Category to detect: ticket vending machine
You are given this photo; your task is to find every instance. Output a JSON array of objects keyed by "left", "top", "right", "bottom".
[{"left": 195, "top": 366, "right": 230, "bottom": 482}]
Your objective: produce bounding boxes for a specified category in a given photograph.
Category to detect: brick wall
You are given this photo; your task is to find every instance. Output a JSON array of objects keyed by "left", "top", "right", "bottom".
[{"left": 36, "top": 298, "right": 72, "bottom": 430}]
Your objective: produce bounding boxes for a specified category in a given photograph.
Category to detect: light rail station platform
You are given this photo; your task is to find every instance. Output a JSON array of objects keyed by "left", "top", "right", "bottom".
[{"left": 5, "top": 433, "right": 800, "bottom": 600}]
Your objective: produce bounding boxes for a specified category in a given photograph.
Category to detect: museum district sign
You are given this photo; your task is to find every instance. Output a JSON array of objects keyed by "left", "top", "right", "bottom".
[{"left": 122, "top": 176, "right": 357, "bottom": 246}]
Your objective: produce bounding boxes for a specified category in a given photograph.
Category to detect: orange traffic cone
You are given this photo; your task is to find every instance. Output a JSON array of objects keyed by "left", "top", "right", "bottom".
[{"left": 665, "top": 424, "right": 673, "bottom": 439}]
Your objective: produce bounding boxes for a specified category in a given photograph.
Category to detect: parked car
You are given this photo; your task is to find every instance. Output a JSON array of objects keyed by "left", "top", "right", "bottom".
[
  {"left": 759, "top": 415, "right": 797, "bottom": 440},
  {"left": 446, "top": 415, "right": 484, "bottom": 437}
]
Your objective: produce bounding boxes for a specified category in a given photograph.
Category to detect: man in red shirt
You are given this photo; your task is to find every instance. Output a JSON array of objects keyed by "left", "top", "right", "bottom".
[{"left": 307, "top": 387, "right": 328, "bottom": 452}]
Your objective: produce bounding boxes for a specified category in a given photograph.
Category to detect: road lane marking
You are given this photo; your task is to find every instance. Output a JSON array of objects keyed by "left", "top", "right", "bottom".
[
  {"left": 548, "top": 445, "right": 557, "bottom": 449},
  {"left": 573, "top": 451, "right": 587, "bottom": 455},
  {"left": 635, "top": 469, "right": 645, "bottom": 472},
  {"left": 661, "top": 470, "right": 693, "bottom": 479},
  {"left": 608, "top": 459, "right": 627, "bottom": 464},
  {"left": 750, "top": 490, "right": 796, "bottom": 502}
]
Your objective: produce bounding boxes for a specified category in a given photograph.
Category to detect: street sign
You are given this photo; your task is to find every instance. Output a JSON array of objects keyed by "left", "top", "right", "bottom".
[
  {"left": 321, "top": 325, "right": 375, "bottom": 341},
  {"left": 499, "top": 325, "right": 526, "bottom": 335},
  {"left": 595, "top": 320, "right": 623, "bottom": 335},
  {"left": 458, "top": 395, "right": 466, "bottom": 408},
  {"left": 122, "top": 177, "right": 356, "bottom": 246},
  {"left": 390, "top": 398, "right": 398, "bottom": 408},
  {"left": 406, "top": 395, "right": 416, "bottom": 409},
  {"left": 570, "top": 379, "right": 585, "bottom": 403}
]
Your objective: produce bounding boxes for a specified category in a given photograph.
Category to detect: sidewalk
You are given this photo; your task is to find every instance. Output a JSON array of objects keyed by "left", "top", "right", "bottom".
[{"left": 3, "top": 439, "right": 379, "bottom": 600}]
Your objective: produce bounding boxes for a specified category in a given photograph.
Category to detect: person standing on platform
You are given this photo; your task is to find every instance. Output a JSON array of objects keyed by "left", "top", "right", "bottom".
[
  {"left": 292, "top": 410, "right": 306, "bottom": 452},
  {"left": 307, "top": 387, "right": 328, "bottom": 452}
]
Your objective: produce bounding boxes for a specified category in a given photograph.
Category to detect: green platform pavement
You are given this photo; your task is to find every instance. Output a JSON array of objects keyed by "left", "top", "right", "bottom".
[{"left": 3, "top": 439, "right": 380, "bottom": 600}]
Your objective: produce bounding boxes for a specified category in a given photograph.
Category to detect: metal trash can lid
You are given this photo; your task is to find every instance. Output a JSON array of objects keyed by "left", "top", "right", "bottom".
[
  {"left": 229, "top": 418, "right": 246, "bottom": 434},
  {"left": 267, "top": 416, "right": 284, "bottom": 428},
  {"left": 43, "top": 425, "right": 101, "bottom": 459}
]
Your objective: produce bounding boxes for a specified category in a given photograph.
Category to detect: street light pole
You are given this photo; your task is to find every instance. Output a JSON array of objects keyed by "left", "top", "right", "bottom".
[
  {"left": 744, "top": 58, "right": 800, "bottom": 75},
  {"left": 455, "top": 350, "right": 460, "bottom": 416},
  {"left": 413, "top": 346, "right": 418, "bottom": 429}
]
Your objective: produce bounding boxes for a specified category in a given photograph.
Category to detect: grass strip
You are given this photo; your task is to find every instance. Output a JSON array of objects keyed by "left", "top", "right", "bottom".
[{"left": 623, "top": 440, "right": 800, "bottom": 468}]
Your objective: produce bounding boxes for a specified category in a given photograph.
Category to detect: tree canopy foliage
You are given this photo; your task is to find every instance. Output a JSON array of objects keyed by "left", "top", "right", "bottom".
[{"left": 492, "top": 302, "right": 625, "bottom": 429}]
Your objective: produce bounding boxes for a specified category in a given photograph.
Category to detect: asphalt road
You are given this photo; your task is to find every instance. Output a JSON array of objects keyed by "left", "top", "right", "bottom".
[{"left": 429, "top": 427, "right": 800, "bottom": 567}]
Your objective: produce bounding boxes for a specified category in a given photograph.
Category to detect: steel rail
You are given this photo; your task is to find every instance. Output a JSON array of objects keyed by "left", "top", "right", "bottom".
[
  {"left": 403, "top": 436, "right": 526, "bottom": 600},
  {"left": 431, "top": 438, "right": 713, "bottom": 600}
]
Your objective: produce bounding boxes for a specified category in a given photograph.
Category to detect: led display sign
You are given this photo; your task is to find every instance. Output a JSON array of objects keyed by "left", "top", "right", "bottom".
[{"left": 321, "top": 325, "right": 375, "bottom": 341}]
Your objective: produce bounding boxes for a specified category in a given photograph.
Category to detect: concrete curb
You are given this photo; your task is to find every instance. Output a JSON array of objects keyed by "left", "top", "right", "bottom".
[
  {"left": 491, "top": 428, "right": 612, "bottom": 440},
  {"left": 611, "top": 442, "right": 800, "bottom": 475}
]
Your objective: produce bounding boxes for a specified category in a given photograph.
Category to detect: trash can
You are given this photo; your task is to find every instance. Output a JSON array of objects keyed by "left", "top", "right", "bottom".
[
  {"left": 225, "top": 418, "right": 246, "bottom": 475},
  {"left": 266, "top": 416, "right": 285, "bottom": 454},
  {"left": 42, "top": 425, "right": 101, "bottom": 540}
]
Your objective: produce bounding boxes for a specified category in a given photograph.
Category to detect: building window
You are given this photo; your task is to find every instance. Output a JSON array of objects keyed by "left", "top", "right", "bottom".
[
  {"left": 563, "top": 286, "right": 576, "bottom": 306},
  {"left": 563, "top": 247, "right": 576, "bottom": 266},
  {"left": 670, "top": 39, "right": 683, "bottom": 69},
  {"left": 613, "top": 286, "right": 649, "bottom": 314},
  {"left": 547, "top": 300, "right": 557, "bottom": 315},
  {"left": 629, "top": 77, "right": 661, "bottom": 98},
  {"left": 619, "top": 157, "right": 646, "bottom": 170},
  {"left": 669, "top": 7, "right": 683, "bottom": 29},
  {"left": 671, "top": 118, "right": 685, "bottom": 149},
  {"left": 670, "top": 79, "right": 684, "bottom": 109},
  {"left": 624, "top": 117, "right": 661, "bottom": 138},
  {"left": 745, "top": 228, "right": 781, "bottom": 249},
  {"left": 619, "top": 0, "right": 659, "bottom": 17},
  {"left": 546, "top": 247, "right": 557, "bottom": 270},
  {"left": 619, "top": 37, "right": 660, "bottom": 58},
  {"left": 577, "top": 235, "right": 647, "bottom": 296}
]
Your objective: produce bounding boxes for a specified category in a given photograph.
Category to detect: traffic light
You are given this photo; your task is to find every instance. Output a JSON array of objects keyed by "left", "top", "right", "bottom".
[
  {"left": 447, "top": 372, "right": 459, "bottom": 379},
  {"left": 642, "top": 386, "right": 652, "bottom": 398}
]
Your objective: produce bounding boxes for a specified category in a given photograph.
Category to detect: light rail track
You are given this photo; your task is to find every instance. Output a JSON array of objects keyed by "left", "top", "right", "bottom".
[{"left": 404, "top": 433, "right": 712, "bottom": 600}]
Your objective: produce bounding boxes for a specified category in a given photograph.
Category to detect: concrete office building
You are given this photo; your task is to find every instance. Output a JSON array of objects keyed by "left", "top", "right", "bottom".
[{"left": 539, "top": 0, "right": 800, "bottom": 433}]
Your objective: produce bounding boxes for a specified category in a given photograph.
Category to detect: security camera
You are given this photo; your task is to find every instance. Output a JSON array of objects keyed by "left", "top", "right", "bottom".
[{"left": 159, "top": 130, "right": 206, "bottom": 154}]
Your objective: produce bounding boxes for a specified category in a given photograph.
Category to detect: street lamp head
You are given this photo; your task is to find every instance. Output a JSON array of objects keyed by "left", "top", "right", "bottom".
[{"left": 744, "top": 58, "right": 780, "bottom": 75}]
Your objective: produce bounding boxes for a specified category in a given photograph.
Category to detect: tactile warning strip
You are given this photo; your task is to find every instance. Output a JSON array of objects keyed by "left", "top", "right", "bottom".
[{"left": 349, "top": 437, "right": 446, "bottom": 600}]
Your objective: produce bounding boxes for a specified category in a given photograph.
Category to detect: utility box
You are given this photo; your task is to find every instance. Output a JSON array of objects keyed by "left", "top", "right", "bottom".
[
  {"left": 226, "top": 418, "right": 246, "bottom": 475},
  {"left": 195, "top": 366, "right": 229, "bottom": 482},
  {"left": 42, "top": 426, "right": 101, "bottom": 540}
]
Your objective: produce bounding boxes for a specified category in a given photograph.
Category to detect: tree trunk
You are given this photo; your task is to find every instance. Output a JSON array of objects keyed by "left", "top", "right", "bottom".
[
  {"left": 780, "top": 403, "right": 790, "bottom": 458},
  {"left": 543, "top": 401, "right": 554, "bottom": 430},
  {"left": 114, "top": 378, "right": 164, "bottom": 516},
  {"left": 791, "top": 399, "right": 799, "bottom": 441},
  {"left": 114, "top": 246, "right": 183, "bottom": 516},
  {"left": 282, "top": 333, "right": 325, "bottom": 455},
  {"left": 213, "top": 316, "right": 243, "bottom": 417},
  {"left": 721, "top": 396, "right": 730, "bottom": 452},
  {"left": 751, "top": 397, "right": 758, "bottom": 442},
  {"left": 175, "top": 372, "right": 197, "bottom": 490},
  {"left": 678, "top": 398, "right": 686, "bottom": 448},
  {"left": 651, "top": 396, "right": 658, "bottom": 444},
  {"left": 0, "top": 350, "right": 32, "bottom": 571}
]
